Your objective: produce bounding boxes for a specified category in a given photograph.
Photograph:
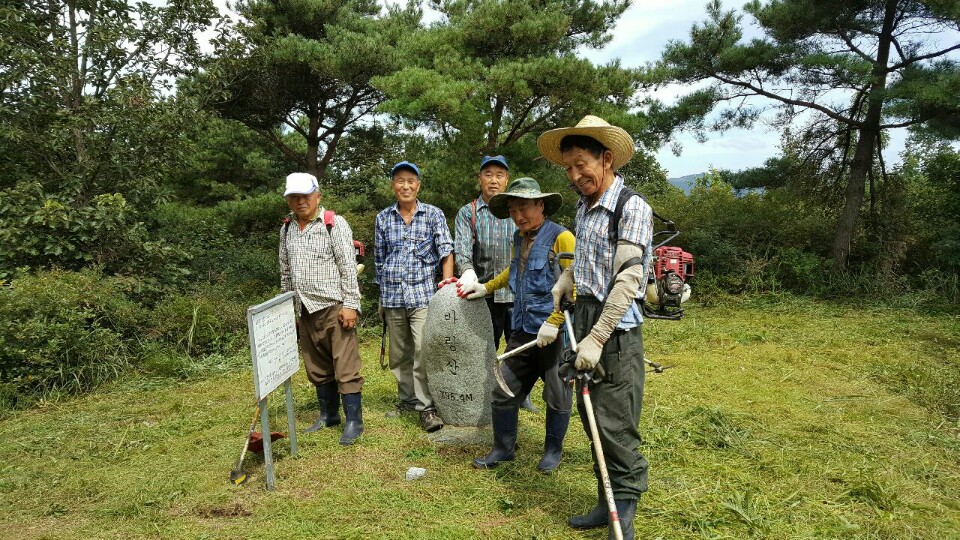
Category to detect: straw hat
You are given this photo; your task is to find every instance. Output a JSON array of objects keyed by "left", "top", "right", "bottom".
[
  {"left": 537, "top": 115, "right": 635, "bottom": 171},
  {"left": 487, "top": 177, "right": 563, "bottom": 220}
]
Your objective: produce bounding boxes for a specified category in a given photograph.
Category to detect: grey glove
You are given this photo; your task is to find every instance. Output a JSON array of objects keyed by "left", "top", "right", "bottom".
[{"left": 552, "top": 265, "right": 575, "bottom": 312}]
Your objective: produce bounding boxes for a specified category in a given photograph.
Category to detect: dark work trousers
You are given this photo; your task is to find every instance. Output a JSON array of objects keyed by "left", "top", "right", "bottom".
[
  {"left": 298, "top": 303, "right": 364, "bottom": 394},
  {"left": 572, "top": 296, "right": 648, "bottom": 500},
  {"left": 487, "top": 297, "right": 513, "bottom": 349},
  {"left": 493, "top": 331, "right": 572, "bottom": 413}
]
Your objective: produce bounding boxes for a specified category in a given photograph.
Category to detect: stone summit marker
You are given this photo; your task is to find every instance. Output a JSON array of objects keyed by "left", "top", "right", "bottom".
[{"left": 422, "top": 286, "right": 496, "bottom": 428}]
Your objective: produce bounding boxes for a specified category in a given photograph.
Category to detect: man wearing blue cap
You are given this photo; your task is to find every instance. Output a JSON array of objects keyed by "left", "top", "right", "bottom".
[
  {"left": 453, "top": 155, "right": 515, "bottom": 347},
  {"left": 454, "top": 155, "right": 540, "bottom": 414},
  {"left": 374, "top": 161, "right": 454, "bottom": 432}
]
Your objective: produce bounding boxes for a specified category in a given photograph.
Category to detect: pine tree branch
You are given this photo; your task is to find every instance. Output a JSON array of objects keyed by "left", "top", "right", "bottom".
[
  {"left": 888, "top": 43, "right": 960, "bottom": 71},
  {"left": 710, "top": 72, "right": 860, "bottom": 128},
  {"left": 837, "top": 30, "right": 875, "bottom": 63}
]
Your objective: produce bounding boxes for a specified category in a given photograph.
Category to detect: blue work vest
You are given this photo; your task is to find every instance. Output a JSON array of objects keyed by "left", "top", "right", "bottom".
[{"left": 509, "top": 219, "right": 566, "bottom": 334}]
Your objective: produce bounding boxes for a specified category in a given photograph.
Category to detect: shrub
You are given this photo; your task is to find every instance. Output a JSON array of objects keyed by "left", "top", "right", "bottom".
[
  {"left": 0, "top": 268, "right": 144, "bottom": 407},
  {"left": 146, "top": 287, "right": 250, "bottom": 357}
]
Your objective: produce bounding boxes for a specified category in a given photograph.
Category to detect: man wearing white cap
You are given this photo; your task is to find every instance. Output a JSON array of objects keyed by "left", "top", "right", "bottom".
[
  {"left": 280, "top": 172, "right": 365, "bottom": 446},
  {"left": 537, "top": 116, "right": 654, "bottom": 539}
]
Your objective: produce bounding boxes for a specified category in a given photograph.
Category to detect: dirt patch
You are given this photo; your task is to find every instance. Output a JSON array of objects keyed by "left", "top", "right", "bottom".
[{"left": 194, "top": 502, "right": 252, "bottom": 518}]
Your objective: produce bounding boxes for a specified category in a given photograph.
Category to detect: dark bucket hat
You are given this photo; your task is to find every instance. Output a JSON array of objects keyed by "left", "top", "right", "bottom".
[{"left": 488, "top": 177, "right": 563, "bottom": 219}]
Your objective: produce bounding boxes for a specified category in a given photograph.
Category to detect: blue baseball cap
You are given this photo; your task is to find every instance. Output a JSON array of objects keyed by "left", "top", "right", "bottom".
[
  {"left": 480, "top": 155, "right": 509, "bottom": 171},
  {"left": 390, "top": 161, "right": 420, "bottom": 179}
]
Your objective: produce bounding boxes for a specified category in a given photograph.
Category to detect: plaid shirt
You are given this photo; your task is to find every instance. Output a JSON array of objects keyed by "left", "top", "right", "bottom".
[
  {"left": 454, "top": 196, "right": 516, "bottom": 304},
  {"left": 374, "top": 201, "right": 454, "bottom": 309},
  {"left": 574, "top": 175, "right": 653, "bottom": 329},
  {"left": 279, "top": 209, "right": 362, "bottom": 314}
]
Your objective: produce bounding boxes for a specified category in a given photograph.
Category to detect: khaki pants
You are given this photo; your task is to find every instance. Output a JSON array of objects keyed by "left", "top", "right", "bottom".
[
  {"left": 298, "top": 303, "right": 364, "bottom": 394},
  {"left": 384, "top": 307, "right": 435, "bottom": 411}
]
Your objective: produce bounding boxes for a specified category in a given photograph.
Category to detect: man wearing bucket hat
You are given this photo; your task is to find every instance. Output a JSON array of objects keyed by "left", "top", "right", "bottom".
[
  {"left": 374, "top": 161, "right": 454, "bottom": 432},
  {"left": 279, "top": 172, "right": 365, "bottom": 446},
  {"left": 537, "top": 116, "right": 654, "bottom": 539},
  {"left": 457, "top": 177, "right": 576, "bottom": 473}
]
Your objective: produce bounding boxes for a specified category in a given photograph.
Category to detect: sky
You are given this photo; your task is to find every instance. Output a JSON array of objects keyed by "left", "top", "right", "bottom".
[
  {"left": 577, "top": 0, "right": 917, "bottom": 178},
  {"left": 207, "top": 0, "right": 954, "bottom": 179}
]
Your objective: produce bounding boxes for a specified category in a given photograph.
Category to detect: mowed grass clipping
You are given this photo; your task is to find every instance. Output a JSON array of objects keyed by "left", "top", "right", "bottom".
[{"left": 0, "top": 294, "right": 958, "bottom": 539}]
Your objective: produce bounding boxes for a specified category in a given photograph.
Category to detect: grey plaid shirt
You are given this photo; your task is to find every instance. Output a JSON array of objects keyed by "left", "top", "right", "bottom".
[
  {"left": 280, "top": 209, "right": 361, "bottom": 314},
  {"left": 454, "top": 196, "right": 516, "bottom": 304}
]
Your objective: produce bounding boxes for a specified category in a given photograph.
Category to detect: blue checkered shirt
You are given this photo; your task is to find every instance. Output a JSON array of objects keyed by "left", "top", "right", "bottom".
[
  {"left": 454, "top": 196, "right": 516, "bottom": 304},
  {"left": 574, "top": 175, "right": 653, "bottom": 329},
  {"left": 374, "top": 201, "right": 454, "bottom": 309}
]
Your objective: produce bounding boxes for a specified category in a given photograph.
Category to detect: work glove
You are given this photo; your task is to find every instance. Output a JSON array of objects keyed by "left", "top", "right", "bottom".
[
  {"left": 574, "top": 333, "right": 604, "bottom": 371},
  {"left": 536, "top": 321, "right": 559, "bottom": 347},
  {"left": 458, "top": 268, "right": 478, "bottom": 290},
  {"left": 437, "top": 277, "right": 457, "bottom": 289},
  {"left": 458, "top": 281, "right": 488, "bottom": 299},
  {"left": 377, "top": 302, "right": 384, "bottom": 321},
  {"left": 552, "top": 265, "right": 575, "bottom": 312}
]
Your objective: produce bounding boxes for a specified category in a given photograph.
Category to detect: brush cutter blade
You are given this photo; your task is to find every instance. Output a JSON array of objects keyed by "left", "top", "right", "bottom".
[{"left": 229, "top": 469, "right": 248, "bottom": 485}]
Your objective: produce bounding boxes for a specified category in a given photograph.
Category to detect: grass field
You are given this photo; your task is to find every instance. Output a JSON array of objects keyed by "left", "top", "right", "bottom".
[{"left": 1, "top": 294, "right": 958, "bottom": 539}]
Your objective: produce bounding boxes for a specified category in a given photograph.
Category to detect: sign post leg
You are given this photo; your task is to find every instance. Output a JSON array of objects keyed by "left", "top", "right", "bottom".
[
  {"left": 259, "top": 397, "right": 276, "bottom": 490},
  {"left": 284, "top": 378, "right": 298, "bottom": 457}
]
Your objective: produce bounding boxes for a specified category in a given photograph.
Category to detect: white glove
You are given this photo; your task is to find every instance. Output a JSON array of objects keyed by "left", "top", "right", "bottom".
[
  {"left": 574, "top": 334, "right": 603, "bottom": 371},
  {"left": 457, "top": 281, "right": 488, "bottom": 299},
  {"left": 536, "top": 322, "right": 559, "bottom": 347},
  {"left": 552, "top": 265, "right": 574, "bottom": 312},
  {"left": 458, "top": 268, "right": 478, "bottom": 289}
]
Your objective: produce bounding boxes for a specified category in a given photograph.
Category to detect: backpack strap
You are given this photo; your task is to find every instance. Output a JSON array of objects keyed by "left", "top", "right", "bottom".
[
  {"left": 470, "top": 200, "right": 477, "bottom": 242},
  {"left": 602, "top": 186, "right": 646, "bottom": 310},
  {"left": 323, "top": 209, "right": 336, "bottom": 231}
]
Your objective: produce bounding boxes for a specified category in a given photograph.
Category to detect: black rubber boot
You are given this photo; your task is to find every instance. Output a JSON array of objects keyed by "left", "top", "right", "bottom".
[
  {"left": 472, "top": 405, "right": 518, "bottom": 469},
  {"left": 339, "top": 392, "right": 364, "bottom": 445},
  {"left": 608, "top": 499, "right": 637, "bottom": 540},
  {"left": 305, "top": 382, "right": 341, "bottom": 433},
  {"left": 520, "top": 395, "right": 539, "bottom": 413},
  {"left": 568, "top": 482, "right": 608, "bottom": 530},
  {"left": 537, "top": 409, "right": 570, "bottom": 472}
]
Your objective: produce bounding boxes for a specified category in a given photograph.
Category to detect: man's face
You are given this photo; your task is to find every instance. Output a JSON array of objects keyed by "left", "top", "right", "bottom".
[
  {"left": 392, "top": 170, "right": 421, "bottom": 204},
  {"left": 286, "top": 191, "right": 321, "bottom": 221},
  {"left": 561, "top": 146, "right": 612, "bottom": 200},
  {"left": 507, "top": 198, "right": 545, "bottom": 234},
  {"left": 479, "top": 164, "right": 509, "bottom": 202}
]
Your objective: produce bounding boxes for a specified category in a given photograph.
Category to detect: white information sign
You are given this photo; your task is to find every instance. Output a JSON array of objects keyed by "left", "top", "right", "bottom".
[{"left": 247, "top": 292, "right": 300, "bottom": 400}]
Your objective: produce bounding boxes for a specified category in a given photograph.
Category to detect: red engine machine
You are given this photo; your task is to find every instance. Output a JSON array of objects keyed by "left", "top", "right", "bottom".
[
  {"left": 643, "top": 245, "right": 695, "bottom": 320},
  {"left": 641, "top": 215, "right": 695, "bottom": 321}
]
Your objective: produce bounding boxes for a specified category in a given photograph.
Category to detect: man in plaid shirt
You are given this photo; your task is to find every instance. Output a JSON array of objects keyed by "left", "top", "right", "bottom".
[
  {"left": 280, "top": 172, "right": 365, "bottom": 446},
  {"left": 374, "top": 161, "right": 454, "bottom": 432}
]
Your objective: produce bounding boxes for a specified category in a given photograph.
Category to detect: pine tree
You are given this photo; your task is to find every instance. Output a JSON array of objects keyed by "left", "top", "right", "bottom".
[{"left": 651, "top": 0, "right": 960, "bottom": 270}]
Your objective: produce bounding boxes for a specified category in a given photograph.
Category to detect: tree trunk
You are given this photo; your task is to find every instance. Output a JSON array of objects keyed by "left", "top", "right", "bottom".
[
  {"left": 306, "top": 110, "right": 320, "bottom": 177},
  {"left": 830, "top": 0, "right": 899, "bottom": 272}
]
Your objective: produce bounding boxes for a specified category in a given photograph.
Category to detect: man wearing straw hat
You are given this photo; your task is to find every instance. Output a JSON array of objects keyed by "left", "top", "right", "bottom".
[
  {"left": 537, "top": 116, "right": 654, "bottom": 539},
  {"left": 457, "top": 177, "right": 576, "bottom": 473}
]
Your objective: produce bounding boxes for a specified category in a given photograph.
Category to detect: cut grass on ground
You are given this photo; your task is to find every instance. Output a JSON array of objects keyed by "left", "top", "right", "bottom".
[{"left": 1, "top": 294, "right": 958, "bottom": 539}]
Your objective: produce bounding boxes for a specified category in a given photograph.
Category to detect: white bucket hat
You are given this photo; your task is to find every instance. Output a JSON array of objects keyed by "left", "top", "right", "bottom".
[{"left": 537, "top": 115, "right": 635, "bottom": 171}]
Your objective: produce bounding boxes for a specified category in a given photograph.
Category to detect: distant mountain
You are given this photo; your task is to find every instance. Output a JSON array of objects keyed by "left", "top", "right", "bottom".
[{"left": 667, "top": 173, "right": 704, "bottom": 195}]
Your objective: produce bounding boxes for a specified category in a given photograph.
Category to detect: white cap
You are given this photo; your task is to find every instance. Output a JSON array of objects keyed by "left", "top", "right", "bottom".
[{"left": 283, "top": 173, "right": 318, "bottom": 196}]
